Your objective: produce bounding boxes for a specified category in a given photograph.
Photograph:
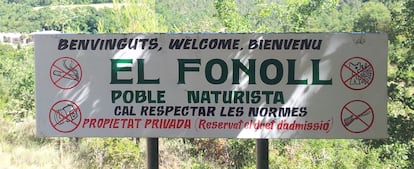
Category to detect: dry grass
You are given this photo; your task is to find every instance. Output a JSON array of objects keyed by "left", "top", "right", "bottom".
[
  {"left": 0, "top": 144, "right": 77, "bottom": 169},
  {"left": 0, "top": 119, "right": 78, "bottom": 169}
]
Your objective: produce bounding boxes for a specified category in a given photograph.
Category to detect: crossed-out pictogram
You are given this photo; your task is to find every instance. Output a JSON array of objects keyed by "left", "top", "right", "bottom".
[
  {"left": 340, "top": 56, "right": 374, "bottom": 90},
  {"left": 49, "top": 100, "right": 82, "bottom": 133},
  {"left": 49, "top": 56, "right": 82, "bottom": 90},
  {"left": 340, "top": 100, "right": 374, "bottom": 133}
]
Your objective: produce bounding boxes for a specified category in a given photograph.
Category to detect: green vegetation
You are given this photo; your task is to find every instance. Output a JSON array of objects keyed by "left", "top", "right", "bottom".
[{"left": 1, "top": 0, "right": 413, "bottom": 168}]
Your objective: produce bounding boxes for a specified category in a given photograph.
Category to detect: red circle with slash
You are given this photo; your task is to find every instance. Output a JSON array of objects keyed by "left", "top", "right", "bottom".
[
  {"left": 340, "top": 100, "right": 374, "bottom": 133},
  {"left": 49, "top": 100, "right": 82, "bottom": 133},
  {"left": 340, "top": 56, "right": 374, "bottom": 90},
  {"left": 49, "top": 56, "right": 82, "bottom": 90}
]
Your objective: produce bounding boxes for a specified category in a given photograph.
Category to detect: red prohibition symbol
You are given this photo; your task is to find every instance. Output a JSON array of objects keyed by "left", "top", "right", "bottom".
[
  {"left": 49, "top": 56, "right": 82, "bottom": 90},
  {"left": 340, "top": 100, "right": 374, "bottom": 133},
  {"left": 340, "top": 56, "right": 374, "bottom": 90},
  {"left": 49, "top": 100, "right": 82, "bottom": 133}
]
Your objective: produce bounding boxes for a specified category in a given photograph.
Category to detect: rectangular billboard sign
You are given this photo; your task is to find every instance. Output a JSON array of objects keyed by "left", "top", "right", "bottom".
[{"left": 34, "top": 33, "right": 387, "bottom": 138}]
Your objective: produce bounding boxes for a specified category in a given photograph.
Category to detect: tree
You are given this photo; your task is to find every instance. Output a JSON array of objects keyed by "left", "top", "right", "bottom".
[
  {"left": 214, "top": 0, "right": 251, "bottom": 32},
  {"left": 0, "top": 44, "right": 34, "bottom": 120},
  {"left": 361, "top": 0, "right": 414, "bottom": 168},
  {"left": 353, "top": 1, "right": 392, "bottom": 32},
  {"left": 214, "top": 0, "right": 338, "bottom": 32},
  {"left": 156, "top": 0, "right": 222, "bottom": 32},
  {"left": 97, "top": 0, "right": 167, "bottom": 33}
]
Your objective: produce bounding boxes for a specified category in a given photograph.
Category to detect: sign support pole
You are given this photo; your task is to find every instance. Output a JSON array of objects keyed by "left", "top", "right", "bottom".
[
  {"left": 147, "top": 138, "right": 159, "bottom": 169},
  {"left": 256, "top": 139, "right": 269, "bottom": 169}
]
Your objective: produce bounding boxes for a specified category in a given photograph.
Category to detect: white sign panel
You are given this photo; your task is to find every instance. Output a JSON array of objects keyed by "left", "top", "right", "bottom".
[{"left": 34, "top": 33, "right": 387, "bottom": 138}]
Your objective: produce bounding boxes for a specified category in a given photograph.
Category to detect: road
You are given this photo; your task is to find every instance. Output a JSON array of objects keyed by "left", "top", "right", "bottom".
[{"left": 33, "top": 3, "right": 122, "bottom": 10}]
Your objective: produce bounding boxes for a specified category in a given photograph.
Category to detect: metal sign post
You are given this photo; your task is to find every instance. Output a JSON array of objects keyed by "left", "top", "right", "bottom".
[
  {"left": 147, "top": 138, "right": 159, "bottom": 169},
  {"left": 256, "top": 139, "right": 269, "bottom": 169}
]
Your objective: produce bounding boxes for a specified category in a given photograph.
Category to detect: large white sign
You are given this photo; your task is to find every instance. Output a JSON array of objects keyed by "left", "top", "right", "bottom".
[{"left": 34, "top": 33, "right": 387, "bottom": 138}]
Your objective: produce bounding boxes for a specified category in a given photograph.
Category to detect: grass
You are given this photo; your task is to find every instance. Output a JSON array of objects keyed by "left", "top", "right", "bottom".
[
  {"left": 0, "top": 113, "right": 405, "bottom": 168},
  {"left": 0, "top": 116, "right": 189, "bottom": 169},
  {"left": 0, "top": 143, "right": 77, "bottom": 169},
  {"left": 0, "top": 119, "right": 78, "bottom": 169}
]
